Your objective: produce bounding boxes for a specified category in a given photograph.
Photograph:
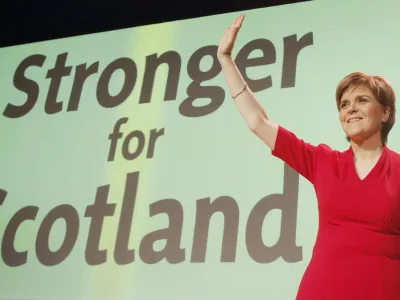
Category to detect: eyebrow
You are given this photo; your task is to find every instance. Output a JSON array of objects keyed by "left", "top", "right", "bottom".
[
  {"left": 357, "top": 94, "right": 371, "bottom": 99},
  {"left": 340, "top": 94, "right": 372, "bottom": 103}
]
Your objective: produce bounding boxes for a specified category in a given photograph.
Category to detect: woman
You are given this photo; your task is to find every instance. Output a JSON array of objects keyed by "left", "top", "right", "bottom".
[{"left": 218, "top": 14, "right": 400, "bottom": 299}]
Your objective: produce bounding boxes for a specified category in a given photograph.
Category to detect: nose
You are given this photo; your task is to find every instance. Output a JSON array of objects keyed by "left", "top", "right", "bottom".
[{"left": 348, "top": 102, "right": 358, "bottom": 113}]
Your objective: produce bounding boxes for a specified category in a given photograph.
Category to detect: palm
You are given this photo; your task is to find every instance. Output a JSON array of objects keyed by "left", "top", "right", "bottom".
[{"left": 218, "top": 14, "right": 245, "bottom": 57}]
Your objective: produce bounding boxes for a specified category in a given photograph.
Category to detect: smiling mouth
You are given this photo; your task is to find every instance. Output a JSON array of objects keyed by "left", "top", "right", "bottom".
[{"left": 348, "top": 117, "right": 363, "bottom": 123}]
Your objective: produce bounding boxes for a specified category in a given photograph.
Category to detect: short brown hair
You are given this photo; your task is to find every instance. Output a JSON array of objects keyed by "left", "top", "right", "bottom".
[{"left": 335, "top": 72, "right": 396, "bottom": 144}]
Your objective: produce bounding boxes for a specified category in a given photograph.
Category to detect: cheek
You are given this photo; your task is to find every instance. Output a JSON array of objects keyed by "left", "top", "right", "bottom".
[
  {"left": 339, "top": 111, "right": 346, "bottom": 123},
  {"left": 365, "top": 106, "right": 383, "bottom": 122}
]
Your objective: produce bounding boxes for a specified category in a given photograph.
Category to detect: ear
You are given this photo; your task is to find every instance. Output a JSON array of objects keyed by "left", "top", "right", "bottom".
[{"left": 382, "top": 106, "right": 391, "bottom": 123}]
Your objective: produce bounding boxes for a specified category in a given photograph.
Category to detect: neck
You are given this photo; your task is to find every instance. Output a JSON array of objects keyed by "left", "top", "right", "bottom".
[{"left": 350, "top": 132, "right": 384, "bottom": 161}]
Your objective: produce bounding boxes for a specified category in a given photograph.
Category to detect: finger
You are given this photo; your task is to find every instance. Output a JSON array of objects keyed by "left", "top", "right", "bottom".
[
  {"left": 233, "top": 15, "right": 240, "bottom": 25},
  {"left": 230, "top": 25, "right": 240, "bottom": 37},
  {"left": 228, "top": 26, "right": 240, "bottom": 43},
  {"left": 239, "top": 14, "right": 245, "bottom": 25},
  {"left": 235, "top": 14, "right": 245, "bottom": 27},
  {"left": 233, "top": 14, "right": 242, "bottom": 25},
  {"left": 232, "top": 15, "right": 241, "bottom": 26},
  {"left": 225, "top": 26, "right": 232, "bottom": 36}
]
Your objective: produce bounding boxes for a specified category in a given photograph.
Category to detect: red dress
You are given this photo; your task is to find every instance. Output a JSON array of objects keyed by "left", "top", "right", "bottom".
[{"left": 272, "top": 126, "right": 400, "bottom": 300}]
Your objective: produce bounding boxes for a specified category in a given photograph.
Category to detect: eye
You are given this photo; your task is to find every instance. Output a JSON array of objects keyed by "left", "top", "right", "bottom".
[
  {"left": 340, "top": 102, "right": 348, "bottom": 108},
  {"left": 359, "top": 97, "right": 368, "bottom": 102}
]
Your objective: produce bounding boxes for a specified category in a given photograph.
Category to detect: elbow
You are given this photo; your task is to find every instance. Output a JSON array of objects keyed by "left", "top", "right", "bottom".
[
  {"left": 246, "top": 113, "right": 277, "bottom": 150},
  {"left": 247, "top": 114, "right": 265, "bottom": 134}
]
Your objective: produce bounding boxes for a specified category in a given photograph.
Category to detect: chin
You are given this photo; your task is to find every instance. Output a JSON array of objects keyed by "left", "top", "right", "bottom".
[
  {"left": 345, "top": 130, "right": 360, "bottom": 138},
  {"left": 345, "top": 131, "right": 364, "bottom": 143}
]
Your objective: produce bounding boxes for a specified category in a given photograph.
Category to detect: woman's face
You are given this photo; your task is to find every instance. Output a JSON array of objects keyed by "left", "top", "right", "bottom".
[{"left": 339, "top": 85, "right": 390, "bottom": 143}]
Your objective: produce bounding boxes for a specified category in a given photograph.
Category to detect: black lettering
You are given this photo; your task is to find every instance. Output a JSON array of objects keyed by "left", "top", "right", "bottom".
[
  {"left": 67, "top": 62, "right": 99, "bottom": 111},
  {"left": 139, "top": 199, "right": 185, "bottom": 264},
  {"left": 114, "top": 172, "right": 139, "bottom": 264},
  {"left": 122, "top": 130, "right": 146, "bottom": 161},
  {"left": 235, "top": 39, "right": 276, "bottom": 92},
  {"left": 85, "top": 184, "right": 116, "bottom": 265},
  {"left": 191, "top": 196, "right": 239, "bottom": 262},
  {"left": 0, "top": 189, "right": 6, "bottom": 205},
  {"left": 45, "top": 52, "right": 73, "bottom": 114},
  {"left": 246, "top": 164, "right": 302, "bottom": 263},
  {"left": 97, "top": 57, "right": 137, "bottom": 108},
  {"left": 281, "top": 32, "right": 314, "bottom": 88},
  {"left": 180, "top": 45, "right": 224, "bottom": 117},
  {"left": 108, "top": 117, "right": 129, "bottom": 161},
  {"left": 36, "top": 204, "right": 79, "bottom": 266},
  {"left": 139, "top": 51, "right": 181, "bottom": 104},
  {"left": 2, "top": 204, "right": 39, "bottom": 267},
  {"left": 146, "top": 128, "right": 165, "bottom": 158},
  {"left": 3, "top": 54, "right": 46, "bottom": 118}
]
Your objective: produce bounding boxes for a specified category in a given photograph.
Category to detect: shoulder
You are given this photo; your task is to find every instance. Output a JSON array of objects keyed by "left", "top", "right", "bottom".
[
  {"left": 272, "top": 126, "right": 345, "bottom": 182},
  {"left": 387, "top": 147, "right": 400, "bottom": 170},
  {"left": 387, "top": 147, "right": 400, "bottom": 161},
  {"left": 308, "top": 138, "right": 352, "bottom": 171},
  {"left": 384, "top": 148, "right": 400, "bottom": 193},
  {"left": 314, "top": 142, "right": 346, "bottom": 162},
  {"left": 274, "top": 125, "right": 343, "bottom": 158}
]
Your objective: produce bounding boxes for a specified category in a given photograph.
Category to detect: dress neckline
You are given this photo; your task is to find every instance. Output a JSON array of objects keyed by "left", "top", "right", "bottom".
[{"left": 346, "top": 145, "right": 389, "bottom": 183}]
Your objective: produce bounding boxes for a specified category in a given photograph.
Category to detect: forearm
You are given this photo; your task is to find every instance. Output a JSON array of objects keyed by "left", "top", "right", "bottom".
[{"left": 219, "top": 55, "right": 269, "bottom": 131}]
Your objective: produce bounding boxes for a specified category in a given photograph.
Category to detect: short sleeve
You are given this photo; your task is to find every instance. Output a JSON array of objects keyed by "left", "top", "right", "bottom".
[{"left": 272, "top": 125, "right": 323, "bottom": 183}]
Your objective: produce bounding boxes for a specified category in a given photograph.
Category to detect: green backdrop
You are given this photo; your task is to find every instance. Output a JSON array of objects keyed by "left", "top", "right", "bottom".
[{"left": 1, "top": 0, "right": 400, "bottom": 299}]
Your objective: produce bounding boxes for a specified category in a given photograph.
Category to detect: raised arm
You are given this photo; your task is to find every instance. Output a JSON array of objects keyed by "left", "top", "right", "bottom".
[
  {"left": 217, "top": 14, "right": 278, "bottom": 150},
  {"left": 217, "top": 14, "right": 326, "bottom": 184}
]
